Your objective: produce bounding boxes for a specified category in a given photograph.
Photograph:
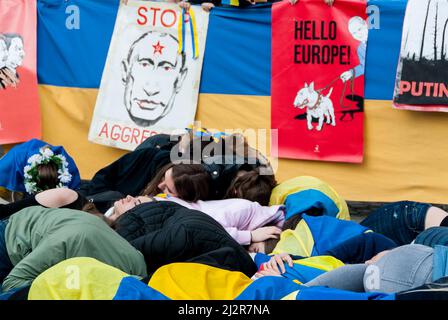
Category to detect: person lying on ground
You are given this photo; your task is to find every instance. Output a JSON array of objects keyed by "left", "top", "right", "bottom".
[
  {"left": 253, "top": 231, "right": 397, "bottom": 278},
  {"left": 1, "top": 184, "right": 282, "bottom": 247},
  {"left": 302, "top": 244, "right": 448, "bottom": 294},
  {"left": 81, "top": 138, "right": 276, "bottom": 210},
  {"left": 132, "top": 193, "right": 285, "bottom": 245},
  {"left": 136, "top": 128, "right": 277, "bottom": 203},
  {"left": 0, "top": 206, "right": 147, "bottom": 292},
  {"left": 359, "top": 201, "right": 448, "bottom": 246},
  {"left": 106, "top": 200, "right": 259, "bottom": 277},
  {"left": 0, "top": 139, "right": 80, "bottom": 196},
  {"left": 255, "top": 228, "right": 448, "bottom": 293}
]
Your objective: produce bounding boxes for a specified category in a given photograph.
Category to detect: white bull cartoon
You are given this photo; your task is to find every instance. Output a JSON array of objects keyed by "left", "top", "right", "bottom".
[{"left": 293, "top": 82, "right": 336, "bottom": 131}]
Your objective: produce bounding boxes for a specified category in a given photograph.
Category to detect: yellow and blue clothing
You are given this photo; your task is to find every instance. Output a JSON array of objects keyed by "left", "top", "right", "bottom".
[
  {"left": 25, "top": 258, "right": 396, "bottom": 300},
  {"left": 270, "top": 176, "right": 350, "bottom": 221},
  {"left": 272, "top": 214, "right": 370, "bottom": 258}
]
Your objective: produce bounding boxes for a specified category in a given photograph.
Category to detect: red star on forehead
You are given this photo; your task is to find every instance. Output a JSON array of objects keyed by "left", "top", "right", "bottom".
[{"left": 152, "top": 41, "right": 164, "bottom": 55}]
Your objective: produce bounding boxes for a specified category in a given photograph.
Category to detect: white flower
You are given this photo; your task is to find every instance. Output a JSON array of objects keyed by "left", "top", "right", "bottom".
[
  {"left": 24, "top": 149, "right": 72, "bottom": 192},
  {"left": 56, "top": 154, "right": 67, "bottom": 162},
  {"left": 58, "top": 172, "right": 72, "bottom": 184},
  {"left": 27, "top": 154, "right": 43, "bottom": 166},
  {"left": 24, "top": 181, "right": 37, "bottom": 194},
  {"left": 41, "top": 148, "right": 54, "bottom": 160}
]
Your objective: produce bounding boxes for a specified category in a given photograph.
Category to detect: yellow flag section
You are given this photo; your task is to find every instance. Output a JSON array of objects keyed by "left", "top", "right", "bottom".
[
  {"left": 34, "top": 85, "right": 448, "bottom": 203},
  {"left": 269, "top": 175, "right": 350, "bottom": 221},
  {"left": 272, "top": 220, "right": 314, "bottom": 257},
  {"left": 148, "top": 263, "right": 252, "bottom": 300},
  {"left": 28, "top": 257, "right": 128, "bottom": 300}
]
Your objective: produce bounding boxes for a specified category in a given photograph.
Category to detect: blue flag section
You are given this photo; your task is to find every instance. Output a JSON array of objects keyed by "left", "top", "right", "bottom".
[
  {"left": 36, "top": 0, "right": 407, "bottom": 100},
  {"left": 37, "top": 0, "right": 120, "bottom": 88}
]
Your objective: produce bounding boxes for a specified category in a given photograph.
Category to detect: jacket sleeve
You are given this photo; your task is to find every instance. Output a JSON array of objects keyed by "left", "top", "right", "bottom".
[
  {"left": 246, "top": 203, "right": 285, "bottom": 230},
  {"left": 322, "top": 233, "right": 397, "bottom": 264},
  {"left": 223, "top": 227, "right": 252, "bottom": 245},
  {"left": 2, "top": 238, "right": 66, "bottom": 292}
]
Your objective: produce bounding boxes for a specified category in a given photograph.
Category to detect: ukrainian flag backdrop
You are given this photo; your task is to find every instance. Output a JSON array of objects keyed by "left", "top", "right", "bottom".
[{"left": 31, "top": 0, "right": 448, "bottom": 203}]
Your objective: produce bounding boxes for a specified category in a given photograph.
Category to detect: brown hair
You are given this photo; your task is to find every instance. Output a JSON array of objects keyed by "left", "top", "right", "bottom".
[
  {"left": 141, "top": 163, "right": 211, "bottom": 202},
  {"left": 36, "top": 162, "right": 59, "bottom": 192},
  {"left": 81, "top": 202, "right": 115, "bottom": 227},
  {"left": 224, "top": 168, "right": 277, "bottom": 206}
]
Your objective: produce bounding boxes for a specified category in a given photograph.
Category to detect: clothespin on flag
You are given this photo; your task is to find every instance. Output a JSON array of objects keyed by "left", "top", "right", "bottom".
[{"left": 177, "top": 8, "right": 199, "bottom": 60}]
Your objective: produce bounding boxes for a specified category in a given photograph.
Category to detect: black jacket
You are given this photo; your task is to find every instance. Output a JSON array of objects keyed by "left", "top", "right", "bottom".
[
  {"left": 201, "top": 155, "right": 260, "bottom": 199},
  {"left": 115, "top": 201, "right": 258, "bottom": 278},
  {"left": 79, "top": 147, "right": 171, "bottom": 198}
]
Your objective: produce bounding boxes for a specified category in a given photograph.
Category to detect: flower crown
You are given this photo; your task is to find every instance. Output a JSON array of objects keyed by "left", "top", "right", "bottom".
[{"left": 23, "top": 146, "right": 72, "bottom": 194}]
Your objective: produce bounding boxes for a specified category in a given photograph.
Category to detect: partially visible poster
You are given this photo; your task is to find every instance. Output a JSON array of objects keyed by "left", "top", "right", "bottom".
[
  {"left": 271, "top": 0, "right": 367, "bottom": 163},
  {"left": 393, "top": 0, "right": 448, "bottom": 112},
  {"left": 89, "top": 1, "right": 209, "bottom": 150},
  {"left": 0, "top": 0, "right": 41, "bottom": 144}
]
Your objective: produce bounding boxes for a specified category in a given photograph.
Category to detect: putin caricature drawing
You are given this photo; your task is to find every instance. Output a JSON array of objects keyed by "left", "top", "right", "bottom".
[{"left": 121, "top": 31, "right": 188, "bottom": 127}]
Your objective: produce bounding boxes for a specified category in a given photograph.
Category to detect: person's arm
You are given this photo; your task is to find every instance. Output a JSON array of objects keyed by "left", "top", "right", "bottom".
[
  {"left": 322, "top": 233, "right": 397, "bottom": 264},
  {"left": 224, "top": 227, "right": 252, "bottom": 245},
  {"left": 247, "top": 202, "right": 285, "bottom": 230},
  {"left": 2, "top": 238, "right": 66, "bottom": 292}
]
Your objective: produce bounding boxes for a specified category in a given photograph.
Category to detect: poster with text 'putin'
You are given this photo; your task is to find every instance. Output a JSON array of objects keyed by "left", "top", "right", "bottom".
[
  {"left": 0, "top": 0, "right": 41, "bottom": 144},
  {"left": 393, "top": 0, "right": 448, "bottom": 112},
  {"left": 271, "top": 0, "right": 367, "bottom": 163},
  {"left": 89, "top": 1, "right": 209, "bottom": 150}
]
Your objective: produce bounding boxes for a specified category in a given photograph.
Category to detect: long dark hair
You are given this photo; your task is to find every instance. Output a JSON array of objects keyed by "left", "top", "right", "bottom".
[
  {"left": 36, "top": 163, "right": 59, "bottom": 191},
  {"left": 224, "top": 168, "right": 277, "bottom": 206},
  {"left": 141, "top": 163, "right": 211, "bottom": 202}
]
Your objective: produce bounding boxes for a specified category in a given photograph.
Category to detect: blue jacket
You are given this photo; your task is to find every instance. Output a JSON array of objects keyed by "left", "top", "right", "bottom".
[{"left": 0, "top": 139, "right": 80, "bottom": 193}]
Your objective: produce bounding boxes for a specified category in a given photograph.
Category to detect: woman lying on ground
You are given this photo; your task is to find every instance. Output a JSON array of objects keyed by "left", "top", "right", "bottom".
[
  {"left": 81, "top": 128, "right": 276, "bottom": 207},
  {"left": 245, "top": 201, "right": 448, "bottom": 255},
  {"left": 1, "top": 165, "right": 282, "bottom": 247},
  {"left": 261, "top": 242, "right": 448, "bottom": 295},
  {"left": 0, "top": 163, "right": 210, "bottom": 220},
  {"left": 0, "top": 188, "right": 259, "bottom": 287},
  {"left": 0, "top": 206, "right": 147, "bottom": 292},
  {"left": 110, "top": 200, "right": 259, "bottom": 277}
]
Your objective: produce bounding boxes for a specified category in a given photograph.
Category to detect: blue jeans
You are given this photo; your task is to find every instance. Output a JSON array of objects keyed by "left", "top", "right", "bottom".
[
  {"left": 360, "top": 201, "right": 430, "bottom": 246},
  {"left": 415, "top": 227, "right": 448, "bottom": 248},
  {"left": 0, "top": 219, "right": 13, "bottom": 286}
]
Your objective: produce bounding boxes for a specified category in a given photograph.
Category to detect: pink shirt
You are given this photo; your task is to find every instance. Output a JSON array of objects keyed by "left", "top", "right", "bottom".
[{"left": 155, "top": 196, "right": 285, "bottom": 245}]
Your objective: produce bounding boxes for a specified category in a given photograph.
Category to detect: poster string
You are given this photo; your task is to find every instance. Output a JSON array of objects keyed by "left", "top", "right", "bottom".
[{"left": 177, "top": 8, "right": 199, "bottom": 60}]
